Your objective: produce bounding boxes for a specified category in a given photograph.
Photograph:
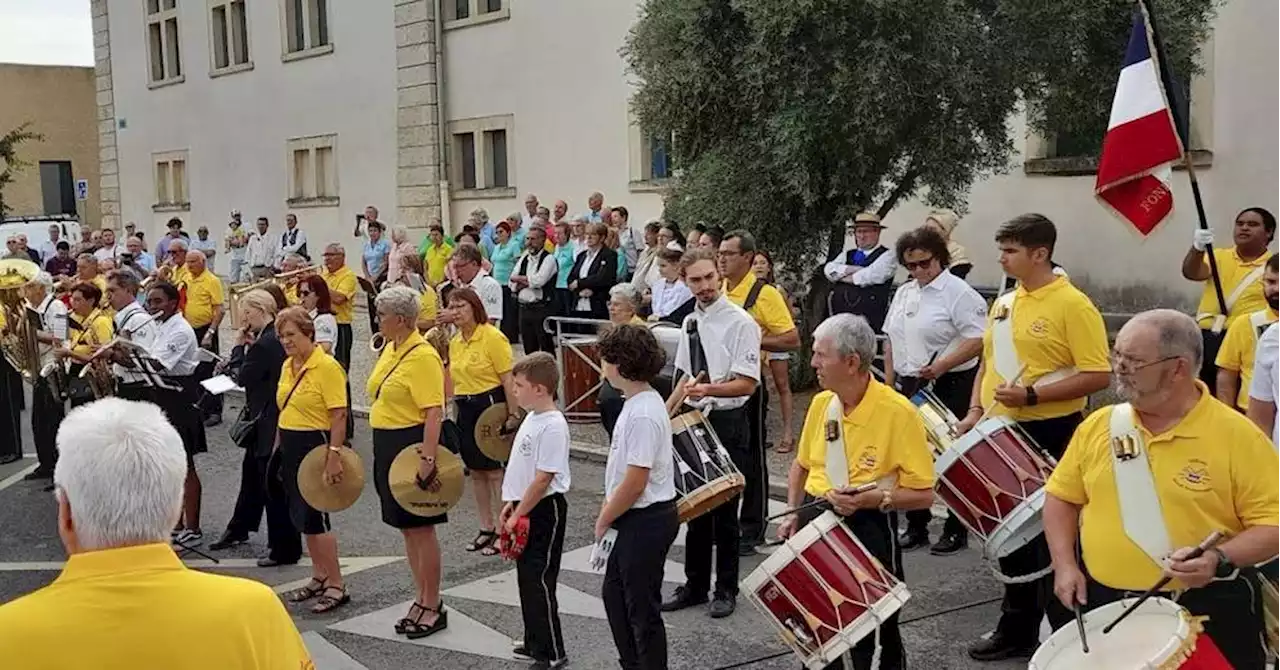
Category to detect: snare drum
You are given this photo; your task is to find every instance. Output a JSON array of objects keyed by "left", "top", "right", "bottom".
[
  {"left": 1029, "top": 597, "right": 1231, "bottom": 669},
  {"left": 671, "top": 410, "right": 746, "bottom": 523},
  {"left": 743, "top": 511, "right": 911, "bottom": 670},
  {"left": 908, "top": 388, "right": 958, "bottom": 455},
  {"left": 560, "top": 336, "right": 602, "bottom": 422},
  {"left": 933, "top": 417, "right": 1056, "bottom": 559}
]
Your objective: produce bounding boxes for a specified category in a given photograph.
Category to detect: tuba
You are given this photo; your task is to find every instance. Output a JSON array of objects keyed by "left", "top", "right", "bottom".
[{"left": 0, "top": 259, "right": 43, "bottom": 384}]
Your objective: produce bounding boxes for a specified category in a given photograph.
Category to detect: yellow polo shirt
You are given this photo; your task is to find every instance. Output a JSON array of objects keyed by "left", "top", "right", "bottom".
[
  {"left": 182, "top": 269, "right": 224, "bottom": 329},
  {"left": 449, "top": 323, "right": 512, "bottom": 396},
  {"left": 424, "top": 242, "right": 453, "bottom": 286},
  {"left": 169, "top": 264, "right": 191, "bottom": 288},
  {"left": 0, "top": 543, "right": 311, "bottom": 669},
  {"left": 1045, "top": 385, "right": 1279, "bottom": 590},
  {"left": 368, "top": 331, "right": 445, "bottom": 429},
  {"left": 1195, "top": 248, "right": 1274, "bottom": 330},
  {"left": 1215, "top": 308, "right": 1279, "bottom": 409},
  {"left": 68, "top": 310, "right": 113, "bottom": 356},
  {"left": 418, "top": 285, "right": 439, "bottom": 328},
  {"left": 284, "top": 283, "right": 299, "bottom": 306},
  {"left": 278, "top": 345, "right": 348, "bottom": 431},
  {"left": 979, "top": 277, "right": 1111, "bottom": 421},
  {"left": 796, "top": 381, "right": 935, "bottom": 498},
  {"left": 322, "top": 265, "right": 358, "bottom": 325},
  {"left": 725, "top": 272, "right": 796, "bottom": 338}
]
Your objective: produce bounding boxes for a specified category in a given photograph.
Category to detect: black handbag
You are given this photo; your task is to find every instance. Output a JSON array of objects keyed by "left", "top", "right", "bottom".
[{"left": 229, "top": 404, "right": 260, "bottom": 448}]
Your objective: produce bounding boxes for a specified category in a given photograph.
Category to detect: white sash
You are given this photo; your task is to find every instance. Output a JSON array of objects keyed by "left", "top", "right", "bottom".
[
  {"left": 1108, "top": 404, "right": 1173, "bottom": 567},
  {"left": 990, "top": 291, "right": 1075, "bottom": 388},
  {"left": 1198, "top": 264, "right": 1267, "bottom": 333},
  {"left": 1250, "top": 309, "right": 1276, "bottom": 338},
  {"left": 825, "top": 396, "right": 850, "bottom": 490}
]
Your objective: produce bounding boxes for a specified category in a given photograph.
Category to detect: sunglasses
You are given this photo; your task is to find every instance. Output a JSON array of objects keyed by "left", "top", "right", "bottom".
[
  {"left": 298, "top": 290, "right": 312, "bottom": 297},
  {"left": 903, "top": 257, "right": 936, "bottom": 271}
]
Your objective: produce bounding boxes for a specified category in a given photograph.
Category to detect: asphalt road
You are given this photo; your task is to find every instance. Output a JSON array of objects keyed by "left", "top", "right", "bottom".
[{"left": 0, "top": 384, "right": 1037, "bottom": 670}]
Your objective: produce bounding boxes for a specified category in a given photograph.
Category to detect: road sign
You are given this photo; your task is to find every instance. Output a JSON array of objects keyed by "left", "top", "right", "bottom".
[{"left": 75, "top": 179, "right": 88, "bottom": 201}]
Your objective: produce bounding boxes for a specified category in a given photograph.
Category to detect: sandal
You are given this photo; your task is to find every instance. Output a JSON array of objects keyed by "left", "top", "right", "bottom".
[
  {"left": 404, "top": 602, "right": 448, "bottom": 640},
  {"left": 479, "top": 542, "right": 500, "bottom": 557},
  {"left": 311, "top": 585, "right": 351, "bottom": 614},
  {"left": 395, "top": 602, "right": 426, "bottom": 635},
  {"left": 775, "top": 439, "right": 795, "bottom": 455},
  {"left": 465, "top": 529, "right": 498, "bottom": 553},
  {"left": 286, "top": 577, "right": 326, "bottom": 603}
]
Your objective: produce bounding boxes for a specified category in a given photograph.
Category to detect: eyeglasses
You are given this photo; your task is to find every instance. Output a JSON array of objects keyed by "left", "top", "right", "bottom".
[
  {"left": 298, "top": 290, "right": 312, "bottom": 297},
  {"left": 1110, "top": 353, "right": 1180, "bottom": 373},
  {"left": 903, "top": 257, "right": 936, "bottom": 271},
  {"left": 716, "top": 250, "right": 742, "bottom": 258}
]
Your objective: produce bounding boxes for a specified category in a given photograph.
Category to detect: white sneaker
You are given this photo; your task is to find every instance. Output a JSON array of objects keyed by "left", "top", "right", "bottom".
[{"left": 173, "top": 529, "right": 204, "bottom": 547}]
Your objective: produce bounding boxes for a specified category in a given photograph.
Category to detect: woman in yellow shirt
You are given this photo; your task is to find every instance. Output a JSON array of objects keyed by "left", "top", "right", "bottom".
[
  {"left": 367, "top": 287, "right": 450, "bottom": 638},
  {"left": 446, "top": 288, "right": 517, "bottom": 557},
  {"left": 274, "top": 306, "right": 351, "bottom": 614},
  {"left": 56, "top": 282, "right": 114, "bottom": 408}
]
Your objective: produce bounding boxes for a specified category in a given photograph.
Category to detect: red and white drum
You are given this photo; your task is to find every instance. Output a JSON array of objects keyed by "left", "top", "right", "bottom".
[
  {"left": 1030, "top": 597, "right": 1231, "bottom": 669},
  {"left": 933, "top": 416, "right": 1056, "bottom": 559},
  {"left": 742, "top": 511, "right": 911, "bottom": 670}
]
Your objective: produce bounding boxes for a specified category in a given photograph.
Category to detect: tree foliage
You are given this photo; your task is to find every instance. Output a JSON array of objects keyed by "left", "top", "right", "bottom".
[
  {"left": 0, "top": 122, "right": 44, "bottom": 218},
  {"left": 624, "top": 0, "right": 1217, "bottom": 268}
]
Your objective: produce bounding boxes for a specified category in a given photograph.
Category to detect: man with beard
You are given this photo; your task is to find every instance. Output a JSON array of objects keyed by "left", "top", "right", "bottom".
[
  {"left": 954, "top": 214, "right": 1112, "bottom": 661},
  {"left": 1215, "top": 254, "right": 1278, "bottom": 411},
  {"left": 1044, "top": 309, "right": 1278, "bottom": 669}
]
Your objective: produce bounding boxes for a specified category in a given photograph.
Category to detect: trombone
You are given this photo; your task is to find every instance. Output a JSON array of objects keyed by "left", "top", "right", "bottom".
[{"left": 229, "top": 264, "right": 320, "bottom": 296}]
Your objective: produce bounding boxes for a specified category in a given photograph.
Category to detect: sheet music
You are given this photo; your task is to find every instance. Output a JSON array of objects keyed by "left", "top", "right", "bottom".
[{"left": 200, "top": 374, "right": 242, "bottom": 395}]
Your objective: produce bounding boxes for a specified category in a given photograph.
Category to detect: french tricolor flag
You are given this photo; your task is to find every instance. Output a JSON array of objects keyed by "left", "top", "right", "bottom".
[{"left": 1094, "top": 4, "right": 1186, "bottom": 237}]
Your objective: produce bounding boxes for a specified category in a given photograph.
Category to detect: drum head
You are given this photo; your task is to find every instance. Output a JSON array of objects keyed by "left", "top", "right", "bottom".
[
  {"left": 475, "top": 403, "right": 519, "bottom": 462},
  {"left": 1029, "top": 597, "right": 1196, "bottom": 669},
  {"left": 298, "top": 445, "right": 365, "bottom": 512},
  {"left": 390, "top": 445, "right": 465, "bottom": 517}
]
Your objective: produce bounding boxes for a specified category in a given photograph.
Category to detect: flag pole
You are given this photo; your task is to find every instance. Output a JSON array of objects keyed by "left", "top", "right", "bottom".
[{"left": 1139, "top": 0, "right": 1228, "bottom": 318}]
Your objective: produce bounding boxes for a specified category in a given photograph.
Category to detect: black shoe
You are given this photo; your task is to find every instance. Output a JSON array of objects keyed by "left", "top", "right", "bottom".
[
  {"left": 0, "top": 453, "right": 20, "bottom": 465},
  {"left": 511, "top": 643, "right": 532, "bottom": 660},
  {"left": 209, "top": 531, "right": 249, "bottom": 551},
  {"left": 898, "top": 529, "right": 930, "bottom": 551},
  {"left": 660, "top": 585, "right": 708, "bottom": 612},
  {"left": 737, "top": 540, "right": 761, "bottom": 557},
  {"left": 256, "top": 556, "right": 300, "bottom": 567},
  {"left": 23, "top": 468, "right": 53, "bottom": 481},
  {"left": 708, "top": 592, "right": 736, "bottom": 618},
  {"left": 204, "top": 415, "right": 222, "bottom": 427},
  {"left": 930, "top": 534, "right": 967, "bottom": 556},
  {"left": 41, "top": 482, "right": 55, "bottom": 492},
  {"left": 528, "top": 659, "right": 568, "bottom": 669},
  {"left": 967, "top": 634, "right": 1036, "bottom": 661}
]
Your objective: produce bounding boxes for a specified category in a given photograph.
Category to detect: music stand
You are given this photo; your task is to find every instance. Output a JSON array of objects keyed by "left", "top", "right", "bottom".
[{"left": 107, "top": 339, "right": 220, "bottom": 564}]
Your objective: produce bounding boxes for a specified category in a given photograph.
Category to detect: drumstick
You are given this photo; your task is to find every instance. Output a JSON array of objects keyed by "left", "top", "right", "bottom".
[
  {"left": 665, "top": 371, "right": 707, "bottom": 418},
  {"left": 1073, "top": 601, "right": 1089, "bottom": 654},
  {"left": 1101, "top": 531, "right": 1225, "bottom": 635},
  {"left": 976, "top": 364, "right": 1028, "bottom": 425},
  {"left": 765, "top": 483, "right": 879, "bottom": 522}
]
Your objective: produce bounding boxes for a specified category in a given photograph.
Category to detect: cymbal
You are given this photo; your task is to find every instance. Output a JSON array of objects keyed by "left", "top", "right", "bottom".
[
  {"left": 390, "top": 444, "right": 465, "bottom": 517},
  {"left": 298, "top": 445, "right": 366, "bottom": 512},
  {"left": 476, "top": 403, "right": 520, "bottom": 462}
]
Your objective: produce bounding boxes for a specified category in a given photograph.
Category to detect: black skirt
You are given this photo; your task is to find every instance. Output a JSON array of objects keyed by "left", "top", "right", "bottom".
[
  {"left": 373, "top": 425, "right": 448, "bottom": 529},
  {"left": 455, "top": 386, "right": 505, "bottom": 471},
  {"left": 277, "top": 428, "right": 332, "bottom": 535},
  {"left": 156, "top": 375, "right": 208, "bottom": 456}
]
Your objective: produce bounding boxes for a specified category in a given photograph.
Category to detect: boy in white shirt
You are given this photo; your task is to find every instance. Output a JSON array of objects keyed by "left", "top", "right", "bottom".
[{"left": 499, "top": 352, "right": 571, "bottom": 669}]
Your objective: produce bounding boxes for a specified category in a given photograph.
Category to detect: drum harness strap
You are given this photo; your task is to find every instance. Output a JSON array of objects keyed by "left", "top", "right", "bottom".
[
  {"left": 1196, "top": 263, "right": 1266, "bottom": 334},
  {"left": 1109, "top": 404, "right": 1174, "bottom": 569},
  {"left": 990, "top": 291, "right": 1076, "bottom": 392}
]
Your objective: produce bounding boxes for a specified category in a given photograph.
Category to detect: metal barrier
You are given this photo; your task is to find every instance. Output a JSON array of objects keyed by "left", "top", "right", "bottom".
[{"left": 544, "top": 316, "right": 611, "bottom": 423}]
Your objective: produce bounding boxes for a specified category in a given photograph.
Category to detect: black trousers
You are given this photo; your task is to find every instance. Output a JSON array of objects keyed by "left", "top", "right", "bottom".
[
  {"left": 518, "top": 301, "right": 554, "bottom": 355},
  {"left": 517, "top": 493, "right": 568, "bottom": 663},
  {"left": 0, "top": 360, "right": 23, "bottom": 461},
  {"left": 683, "top": 408, "right": 748, "bottom": 597},
  {"left": 501, "top": 287, "right": 521, "bottom": 342},
  {"left": 226, "top": 447, "right": 302, "bottom": 562},
  {"left": 739, "top": 383, "right": 769, "bottom": 545},
  {"left": 899, "top": 367, "right": 976, "bottom": 539},
  {"left": 31, "top": 377, "right": 63, "bottom": 473},
  {"left": 603, "top": 499, "right": 679, "bottom": 670},
  {"left": 798, "top": 502, "right": 904, "bottom": 670},
  {"left": 599, "top": 380, "right": 624, "bottom": 439},
  {"left": 994, "top": 411, "right": 1084, "bottom": 645},
  {"left": 1199, "top": 328, "right": 1225, "bottom": 396},
  {"left": 335, "top": 323, "right": 355, "bottom": 440},
  {"left": 192, "top": 325, "right": 223, "bottom": 418},
  {"left": 1065, "top": 572, "right": 1266, "bottom": 670}
]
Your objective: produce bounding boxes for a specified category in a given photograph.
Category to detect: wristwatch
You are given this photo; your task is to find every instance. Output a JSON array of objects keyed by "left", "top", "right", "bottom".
[
  {"left": 1211, "top": 549, "right": 1238, "bottom": 580},
  {"left": 1025, "top": 386, "right": 1039, "bottom": 406},
  {"left": 877, "top": 489, "right": 893, "bottom": 512}
]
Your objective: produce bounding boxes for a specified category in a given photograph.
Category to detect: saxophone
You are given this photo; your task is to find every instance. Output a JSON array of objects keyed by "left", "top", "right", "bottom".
[{"left": 68, "top": 308, "right": 115, "bottom": 400}]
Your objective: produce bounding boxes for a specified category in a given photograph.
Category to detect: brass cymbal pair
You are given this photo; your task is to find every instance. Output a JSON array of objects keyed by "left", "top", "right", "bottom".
[{"left": 298, "top": 442, "right": 467, "bottom": 517}]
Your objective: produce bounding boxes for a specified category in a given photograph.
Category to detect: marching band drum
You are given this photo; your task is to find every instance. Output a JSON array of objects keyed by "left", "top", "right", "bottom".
[
  {"left": 670, "top": 409, "right": 746, "bottom": 523},
  {"left": 1029, "top": 597, "right": 1232, "bottom": 669}
]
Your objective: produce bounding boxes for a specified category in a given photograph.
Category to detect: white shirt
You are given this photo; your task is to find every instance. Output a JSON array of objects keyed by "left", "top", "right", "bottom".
[
  {"left": 277, "top": 226, "right": 308, "bottom": 264},
  {"left": 605, "top": 389, "right": 676, "bottom": 508},
  {"left": 93, "top": 245, "right": 124, "bottom": 263},
  {"left": 246, "top": 232, "right": 275, "bottom": 267},
  {"left": 574, "top": 248, "right": 601, "bottom": 312},
  {"left": 150, "top": 312, "right": 199, "bottom": 377},
  {"left": 1249, "top": 322, "right": 1278, "bottom": 446},
  {"left": 650, "top": 278, "right": 692, "bottom": 318},
  {"left": 34, "top": 294, "right": 68, "bottom": 367},
  {"left": 310, "top": 310, "right": 337, "bottom": 346},
  {"left": 884, "top": 271, "right": 987, "bottom": 376},
  {"left": 458, "top": 271, "right": 503, "bottom": 325},
  {"left": 38, "top": 240, "right": 59, "bottom": 264},
  {"left": 823, "top": 244, "right": 897, "bottom": 286},
  {"left": 674, "top": 295, "right": 761, "bottom": 412},
  {"left": 511, "top": 249, "right": 557, "bottom": 304},
  {"left": 501, "top": 409, "right": 572, "bottom": 501},
  {"left": 112, "top": 302, "right": 158, "bottom": 383}
]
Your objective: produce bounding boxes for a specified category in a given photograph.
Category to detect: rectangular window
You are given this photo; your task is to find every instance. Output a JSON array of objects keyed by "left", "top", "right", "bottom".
[
  {"left": 286, "top": 134, "right": 339, "bottom": 206},
  {"left": 447, "top": 115, "right": 514, "bottom": 196},
  {"left": 39, "top": 162, "right": 76, "bottom": 216},
  {"left": 153, "top": 150, "right": 191, "bottom": 210},
  {"left": 452, "top": 0, "right": 470, "bottom": 21},
  {"left": 455, "top": 132, "right": 477, "bottom": 189},
  {"left": 282, "top": 0, "right": 331, "bottom": 58},
  {"left": 446, "top": 0, "right": 509, "bottom": 29},
  {"left": 484, "top": 129, "right": 508, "bottom": 188},
  {"left": 649, "top": 134, "right": 671, "bottom": 180},
  {"left": 146, "top": 1, "right": 184, "bottom": 85},
  {"left": 484, "top": 0, "right": 502, "bottom": 13},
  {"left": 210, "top": 0, "right": 251, "bottom": 73}
]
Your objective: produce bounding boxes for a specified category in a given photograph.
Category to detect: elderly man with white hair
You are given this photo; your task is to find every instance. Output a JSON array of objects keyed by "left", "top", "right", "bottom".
[
  {"left": 0, "top": 399, "right": 311, "bottom": 667},
  {"left": 23, "top": 271, "right": 69, "bottom": 482},
  {"left": 774, "top": 313, "right": 934, "bottom": 670},
  {"left": 181, "top": 249, "right": 226, "bottom": 429},
  {"left": 1044, "top": 309, "right": 1279, "bottom": 669}
]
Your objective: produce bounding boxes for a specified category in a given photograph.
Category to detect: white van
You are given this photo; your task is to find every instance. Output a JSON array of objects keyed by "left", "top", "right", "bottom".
[{"left": 0, "top": 215, "right": 84, "bottom": 262}]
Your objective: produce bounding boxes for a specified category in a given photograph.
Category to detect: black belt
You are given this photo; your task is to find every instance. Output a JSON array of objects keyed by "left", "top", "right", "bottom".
[{"left": 456, "top": 388, "right": 503, "bottom": 403}]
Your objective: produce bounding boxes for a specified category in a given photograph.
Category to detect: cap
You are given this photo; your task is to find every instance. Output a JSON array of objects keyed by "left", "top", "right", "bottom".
[
  {"left": 851, "top": 211, "right": 885, "bottom": 228},
  {"left": 230, "top": 209, "right": 241, "bottom": 217}
]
